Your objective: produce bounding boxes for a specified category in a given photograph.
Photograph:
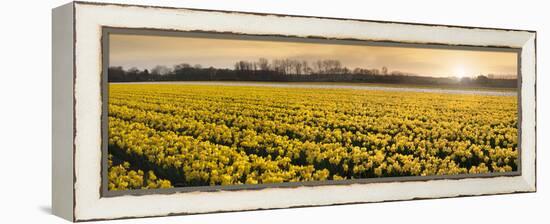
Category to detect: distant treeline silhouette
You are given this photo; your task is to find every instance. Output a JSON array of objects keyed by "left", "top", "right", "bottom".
[{"left": 108, "top": 58, "right": 517, "bottom": 88}]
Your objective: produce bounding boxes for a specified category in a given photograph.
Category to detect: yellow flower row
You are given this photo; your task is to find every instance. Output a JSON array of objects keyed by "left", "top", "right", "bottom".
[
  {"left": 108, "top": 84, "right": 518, "bottom": 188},
  {"left": 108, "top": 154, "right": 172, "bottom": 190}
]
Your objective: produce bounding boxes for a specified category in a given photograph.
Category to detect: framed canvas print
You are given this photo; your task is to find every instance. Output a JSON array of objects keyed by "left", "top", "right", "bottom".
[{"left": 52, "top": 1, "right": 537, "bottom": 222}]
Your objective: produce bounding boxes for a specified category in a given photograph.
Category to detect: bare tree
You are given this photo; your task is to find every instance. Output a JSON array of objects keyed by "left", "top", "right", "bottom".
[
  {"left": 173, "top": 63, "right": 191, "bottom": 72},
  {"left": 381, "top": 66, "right": 388, "bottom": 75},
  {"left": 151, "top": 65, "right": 172, "bottom": 76},
  {"left": 301, "top": 60, "right": 310, "bottom": 75},
  {"left": 312, "top": 60, "right": 324, "bottom": 74},
  {"left": 257, "top": 58, "right": 270, "bottom": 71}
]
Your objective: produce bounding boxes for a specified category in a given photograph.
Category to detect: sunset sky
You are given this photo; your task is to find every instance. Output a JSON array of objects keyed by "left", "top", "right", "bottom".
[{"left": 109, "top": 34, "right": 518, "bottom": 78}]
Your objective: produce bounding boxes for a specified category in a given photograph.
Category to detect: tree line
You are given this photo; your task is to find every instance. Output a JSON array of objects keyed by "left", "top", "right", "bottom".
[{"left": 108, "top": 58, "right": 517, "bottom": 88}]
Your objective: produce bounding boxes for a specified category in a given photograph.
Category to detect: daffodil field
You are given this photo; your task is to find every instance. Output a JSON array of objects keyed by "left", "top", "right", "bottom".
[
  {"left": 108, "top": 154, "right": 172, "bottom": 190},
  {"left": 107, "top": 84, "right": 518, "bottom": 190}
]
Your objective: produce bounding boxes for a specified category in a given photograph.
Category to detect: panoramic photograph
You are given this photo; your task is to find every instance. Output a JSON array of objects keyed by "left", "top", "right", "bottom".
[{"left": 106, "top": 32, "right": 519, "bottom": 191}]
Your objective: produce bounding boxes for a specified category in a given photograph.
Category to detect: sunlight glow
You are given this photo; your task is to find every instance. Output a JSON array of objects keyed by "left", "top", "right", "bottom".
[{"left": 454, "top": 66, "right": 466, "bottom": 78}]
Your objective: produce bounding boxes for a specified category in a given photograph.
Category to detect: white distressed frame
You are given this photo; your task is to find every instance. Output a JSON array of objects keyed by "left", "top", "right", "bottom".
[{"left": 60, "top": 1, "right": 536, "bottom": 221}]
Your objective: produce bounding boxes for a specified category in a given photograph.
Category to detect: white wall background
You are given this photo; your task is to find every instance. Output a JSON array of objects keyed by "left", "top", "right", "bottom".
[{"left": 0, "top": 0, "right": 546, "bottom": 223}]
